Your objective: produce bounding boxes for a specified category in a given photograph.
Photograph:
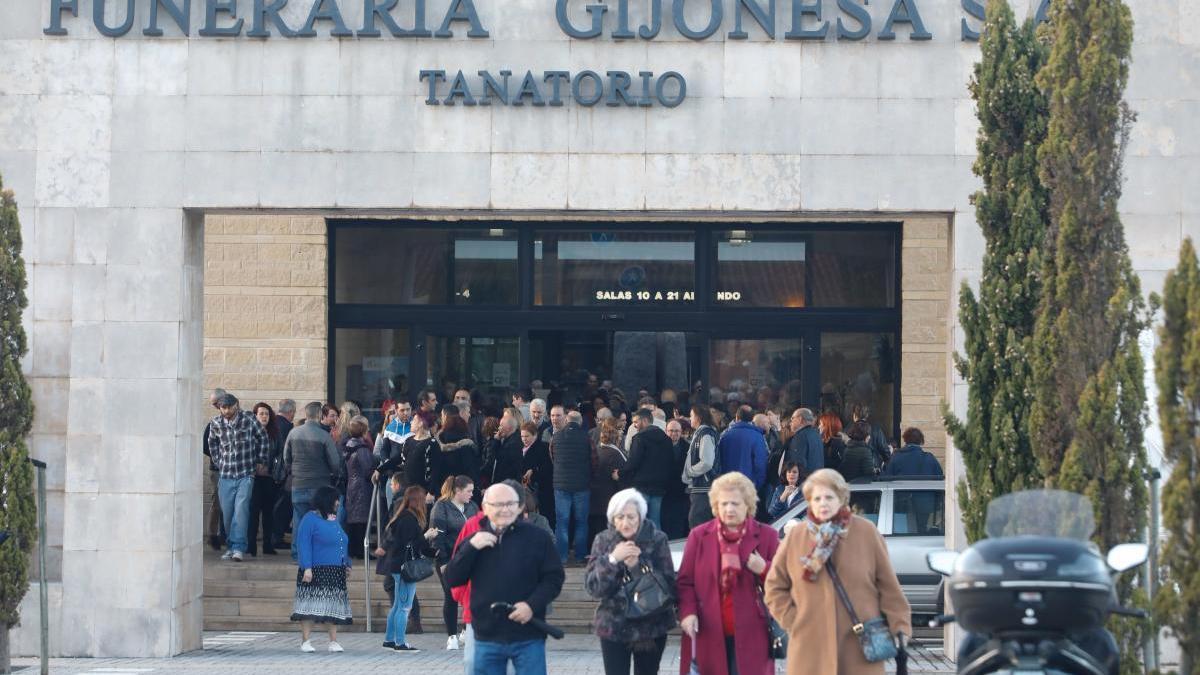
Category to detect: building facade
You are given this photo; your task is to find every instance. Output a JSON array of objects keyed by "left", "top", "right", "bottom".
[{"left": 1, "top": 0, "right": 1194, "bottom": 657}]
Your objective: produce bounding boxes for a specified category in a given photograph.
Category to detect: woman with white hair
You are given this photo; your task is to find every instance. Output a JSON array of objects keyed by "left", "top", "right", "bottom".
[{"left": 584, "top": 488, "right": 677, "bottom": 675}]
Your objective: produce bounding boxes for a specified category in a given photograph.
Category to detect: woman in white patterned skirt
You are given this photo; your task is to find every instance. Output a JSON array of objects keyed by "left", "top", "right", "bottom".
[{"left": 291, "top": 485, "right": 353, "bottom": 652}]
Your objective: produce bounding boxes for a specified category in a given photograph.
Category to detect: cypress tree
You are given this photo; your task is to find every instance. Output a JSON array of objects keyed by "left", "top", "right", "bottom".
[
  {"left": 0, "top": 177, "right": 35, "bottom": 674},
  {"left": 944, "top": 0, "right": 1048, "bottom": 543},
  {"left": 1152, "top": 238, "right": 1200, "bottom": 675},
  {"left": 1028, "top": 0, "right": 1149, "bottom": 671}
]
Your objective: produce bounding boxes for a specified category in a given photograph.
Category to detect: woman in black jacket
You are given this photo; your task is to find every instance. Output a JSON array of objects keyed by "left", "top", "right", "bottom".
[
  {"left": 402, "top": 410, "right": 437, "bottom": 495},
  {"left": 379, "top": 485, "right": 435, "bottom": 653},
  {"left": 430, "top": 415, "right": 480, "bottom": 495},
  {"left": 519, "top": 422, "right": 556, "bottom": 531},
  {"left": 838, "top": 420, "right": 876, "bottom": 482}
]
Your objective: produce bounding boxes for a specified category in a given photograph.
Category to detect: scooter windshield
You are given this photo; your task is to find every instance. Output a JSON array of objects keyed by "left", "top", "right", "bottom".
[{"left": 984, "top": 489, "right": 1095, "bottom": 541}]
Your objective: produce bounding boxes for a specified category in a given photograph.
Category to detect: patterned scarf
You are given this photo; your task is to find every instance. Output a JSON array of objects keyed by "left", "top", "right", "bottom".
[
  {"left": 718, "top": 520, "right": 748, "bottom": 595},
  {"left": 800, "top": 506, "right": 852, "bottom": 582}
]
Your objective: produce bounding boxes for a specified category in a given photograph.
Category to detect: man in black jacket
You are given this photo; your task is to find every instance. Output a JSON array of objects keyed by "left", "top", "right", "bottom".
[
  {"left": 550, "top": 411, "right": 592, "bottom": 564},
  {"left": 615, "top": 409, "right": 676, "bottom": 528},
  {"left": 446, "top": 483, "right": 564, "bottom": 674}
]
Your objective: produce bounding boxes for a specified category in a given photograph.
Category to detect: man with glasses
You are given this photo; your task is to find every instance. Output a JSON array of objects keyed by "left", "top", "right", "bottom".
[{"left": 446, "top": 483, "right": 564, "bottom": 675}]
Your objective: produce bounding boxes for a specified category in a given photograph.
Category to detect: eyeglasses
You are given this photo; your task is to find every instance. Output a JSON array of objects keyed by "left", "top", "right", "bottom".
[{"left": 484, "top": 501, "right": 521, "bottom": 509}]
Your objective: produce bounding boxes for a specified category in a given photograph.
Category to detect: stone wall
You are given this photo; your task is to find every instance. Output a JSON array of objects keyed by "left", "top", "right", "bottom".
[
  {"left": 201, "top": 215, "right": 327, "bottom": 415},
  {"left": 900, "top": 216, "right": 952, "bottom": 462}
]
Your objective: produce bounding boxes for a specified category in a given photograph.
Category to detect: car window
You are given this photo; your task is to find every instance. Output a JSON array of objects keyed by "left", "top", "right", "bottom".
[
  {"left": 849, "top": 490, "right": 882, "bottom": 525},
  {"left": 892, "top": 489, "right": 945, "bottom": 536}
]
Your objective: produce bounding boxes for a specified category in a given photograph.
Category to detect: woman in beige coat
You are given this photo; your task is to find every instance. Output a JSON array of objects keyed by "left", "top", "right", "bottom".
[{"left": 764, "top": 468, "right": 911, "bottom": 674}]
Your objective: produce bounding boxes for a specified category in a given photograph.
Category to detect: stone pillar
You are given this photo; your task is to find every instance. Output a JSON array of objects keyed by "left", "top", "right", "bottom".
[
  {"left": 899, "top": 216, "right": 952, "bottom": 462},
  {"left": 49, "top": 207, "right": 204, "bottom": 657}
]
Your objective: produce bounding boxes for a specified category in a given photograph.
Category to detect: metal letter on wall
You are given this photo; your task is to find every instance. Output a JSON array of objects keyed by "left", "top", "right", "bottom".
[
  {"left": 785, "top": 0, "right": 827, "bottom": 40},
  {"left": 556, "top": 0, "right": 609, "bottom": 39},
  {"left": 45, "top": 0, "right": 79, "bottom": 35},
  {"left": 249, "top": 0, "right": 298, "bottom": 37},
  {"left": 835, "top": 0, "right": 870, "bottom": 40},
  {"left": 879, "top": 0, "right": 932, "bottom": 40},
  {"left": 960, "top": 0, "right": 984, "bottom": 41},
  {"left": 200, "top": 0, "right": 244, "bottom": 36},
  {"left": 435, "top": 0, "right": 490, "bottom": 37},
  {"left": 144, "top": 0, "right": 190, "bottom": 36},
  {"left": 93, "top": 0, "right": 136, "bottom": 37},
  {"left": 672, "top": 0, "right": 723, "bottom": 40},
  {"left": 728, "top": 0, "right": 775, "bottom": 40}
]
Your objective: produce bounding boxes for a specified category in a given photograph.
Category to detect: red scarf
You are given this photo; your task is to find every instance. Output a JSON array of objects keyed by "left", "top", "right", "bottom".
[{"left": 718, "top": 520, "right": 748, "bottom": 595}]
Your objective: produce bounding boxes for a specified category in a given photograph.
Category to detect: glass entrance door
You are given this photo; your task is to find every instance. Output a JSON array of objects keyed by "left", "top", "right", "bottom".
[
  {"left": 529, "top": 331, "right": 702, "bottom": 407},
  {"left": 425, "top": 334, "right": 520, "bottom": 400}
]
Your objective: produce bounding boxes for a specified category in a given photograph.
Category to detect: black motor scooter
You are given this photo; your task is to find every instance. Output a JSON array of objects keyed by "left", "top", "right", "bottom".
[{"left": 925, "top": 489, "right": 1148, "bottom": 675}]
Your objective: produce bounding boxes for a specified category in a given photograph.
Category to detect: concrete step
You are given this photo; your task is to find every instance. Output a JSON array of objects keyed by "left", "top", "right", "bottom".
[{"left": 204, "top": 579, "right": 599, "bottom": 603}]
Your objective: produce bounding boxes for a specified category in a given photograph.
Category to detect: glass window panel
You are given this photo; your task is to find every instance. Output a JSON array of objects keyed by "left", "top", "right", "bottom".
[
  {"left": 708, "top": 338, "right": 805, "bottom": 416},
  {"left": 849, "top": 491, "right": 883, "bottom": 525},
  {"left": 809, "top": 230, "right": 896, "bottom": 308},
  {"left": 334, "top": 226, "right": 518, "bottom": 305},
  {"left": 715, "top": 231, "right": 807, "bottom": 307},
  {"left": 534, "top": 230, "right": 695, "bottom": 306},
  {"left": 427, "top": 336, "right": 520, "bottom": 400},
  {"left": 892, "top": 490, "right": 946, "bottom": 536},
  {"left": 334, "top": 328, "right": 410, "bottom": 429},
  {"left": 819, "top": 332, "right": 897, "bottom": 442},
  {"left": 530, "top": 331, "right": 701, "bottom": 408}
]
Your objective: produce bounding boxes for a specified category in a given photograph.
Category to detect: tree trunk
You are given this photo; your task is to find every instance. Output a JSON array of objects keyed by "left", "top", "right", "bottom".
[{"left": 0, "top": 622, "right": 11, "bottom": 675}]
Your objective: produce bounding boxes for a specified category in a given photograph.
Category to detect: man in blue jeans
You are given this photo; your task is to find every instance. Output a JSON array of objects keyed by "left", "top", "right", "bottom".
[
  {"left": 207, "top": 393, "right": 270, "bottom": 562},
  {"left": 550, "top": 411, "right": 591, "bottom": 564},
  {"left": 283, "top": 401, "right": 342, "bottom": 559},
  {"left": 446, "top": 483, "right": 564, "bottom": 675}
]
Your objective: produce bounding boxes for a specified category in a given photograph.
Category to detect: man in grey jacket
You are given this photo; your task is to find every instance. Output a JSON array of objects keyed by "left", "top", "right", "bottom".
[
  {"left": 550, "top": 411, "right": 591, "bottom": 564},
  {"left": 283, "top": 401, "right": 342, "bottom": 559}
]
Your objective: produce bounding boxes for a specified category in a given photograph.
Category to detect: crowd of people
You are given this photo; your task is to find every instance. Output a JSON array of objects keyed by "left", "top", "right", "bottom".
[{"left": 203, "top": 383, "right": 945, "bottom": 673}]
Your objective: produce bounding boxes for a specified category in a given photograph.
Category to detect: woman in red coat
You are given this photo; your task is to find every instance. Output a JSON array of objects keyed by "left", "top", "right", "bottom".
[{"left": 677, "top": 471, "right": 781, "bottom": 675}]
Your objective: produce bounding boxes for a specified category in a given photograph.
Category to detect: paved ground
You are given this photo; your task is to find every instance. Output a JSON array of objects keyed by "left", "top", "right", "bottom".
[{"left": 13, "top": 630, "right": 954, "bottom": 674}]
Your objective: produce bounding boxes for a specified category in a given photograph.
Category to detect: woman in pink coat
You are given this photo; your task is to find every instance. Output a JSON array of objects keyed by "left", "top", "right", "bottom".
[{"left": 676, "top": 472, "right": 780, "bottom": 675}]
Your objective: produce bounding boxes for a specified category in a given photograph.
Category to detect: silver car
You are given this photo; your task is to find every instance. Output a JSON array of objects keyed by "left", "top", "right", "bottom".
[{"left": 669, "top": 477, "right": 945, "bottom": 616}]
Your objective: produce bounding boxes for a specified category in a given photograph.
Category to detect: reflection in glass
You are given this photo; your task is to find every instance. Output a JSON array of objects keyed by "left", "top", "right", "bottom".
[
  {"left": 334, "top": 226, "right": 518, "bottom": 305},
  {"left": 708, "top": 339, "right": 804, "bottom": 414},
  {"left": 534, "top": 230, "right": 695, "bottom": 306},
  {"left": 334, "top": 328, "right": 410, "bottom": 429},
  {"left": 427, "top": 336, "right": 520, "bottom": 399},
  {"left": 809, "top": 231, "right": 896, "bottom": 308},
  {"left": 529, "top": 331, "right": 701, "bottom": 408},
  {"left": 716, "top": 231, "right": 807, "bottom": 307},
  {"left": 819, "top": 332, "right": 896, "bottom": 441}
]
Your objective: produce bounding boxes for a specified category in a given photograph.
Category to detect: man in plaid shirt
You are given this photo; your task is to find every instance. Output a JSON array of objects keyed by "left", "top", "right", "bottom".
[{"left": 207, "top": 393, "right": 270, "bottom": 561}]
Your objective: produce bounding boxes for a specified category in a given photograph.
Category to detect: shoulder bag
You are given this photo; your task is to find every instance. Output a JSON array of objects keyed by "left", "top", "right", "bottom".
[
  {"left": 619, "top": 559, "right": 674, "bottom": 620},
  {"left": 399, "top": 543, "right": 435, "bottom": 583},
  {"left": 752, "top": 552, "right": 788, "bottom": 659},
  {"left": 826, "top": 561, "right": 898, "bottom": 662}
]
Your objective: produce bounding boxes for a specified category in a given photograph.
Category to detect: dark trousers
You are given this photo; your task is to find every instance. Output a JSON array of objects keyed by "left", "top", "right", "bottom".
[
  {"left": 688, "top": 492, "right": 713, "bottom": 529},
  {"left": 206, "top": 470, "right": 224, "bottom": 543},
  {"left": 599, "top": 636, "right": 667, "bottom": 675},
  {"left": 347, "top": 522, "right": 367, "bottom": 558},
  {"left": 725, "top": 637, "right": 739, "bottom": 675},
  {"left": 271, "top": 488, "right": 292, "bottom": 545},
  {"left": 435, "top": 565, "right": 459, "bottom": 635},
  {"left": 246, "top": 476, "right": 277, "bottom": 556}
]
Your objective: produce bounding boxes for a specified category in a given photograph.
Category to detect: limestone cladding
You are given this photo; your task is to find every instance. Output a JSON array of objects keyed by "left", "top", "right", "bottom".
[{"left": 202, "top": 215, "right": 327, "bottom": 416}]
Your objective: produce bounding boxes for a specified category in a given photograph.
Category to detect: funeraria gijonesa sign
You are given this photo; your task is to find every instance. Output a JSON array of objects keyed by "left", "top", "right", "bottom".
[{"left": 44, "top": 0, "right": 1050, "bottom": 107}]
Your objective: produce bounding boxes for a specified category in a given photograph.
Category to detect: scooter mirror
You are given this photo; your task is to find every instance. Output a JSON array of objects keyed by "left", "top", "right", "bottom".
[
  {"left": 1106, "top": 543, "right": 1148, "bottom": 572},
  {"left": 926, "top": 549, "right": 959, "bottom": 576}
]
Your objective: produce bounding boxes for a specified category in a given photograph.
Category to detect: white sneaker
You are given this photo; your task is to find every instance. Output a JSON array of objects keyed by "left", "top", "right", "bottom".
[
  {"left": 328, "top": 641, "right": 344, "bottom": 653},
  {"left": 220, "top": 550, "right": 234, "bottom": 561},
  {"left": 300, "top": 640, "right": 315, "bottom": 653},
  {"left": 446, "top": 635, "right": 460, "bottom": 650},
  {"left": 230, "top": 551, "right": 244, "bottom": 562}
]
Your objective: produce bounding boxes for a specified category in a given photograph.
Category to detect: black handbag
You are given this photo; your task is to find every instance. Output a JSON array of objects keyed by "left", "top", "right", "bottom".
[
  {"left": 399, "top": 544, "right": 435, "bottom": 583},
  {"left": 827, "top": 562, "right": 898, "bottom": 663},
  {"left": 620, "top": 560, "right": 674, "bottom": 620},
  {"left": 754, "top": 577, "right": 788, "bottom": 659}
]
